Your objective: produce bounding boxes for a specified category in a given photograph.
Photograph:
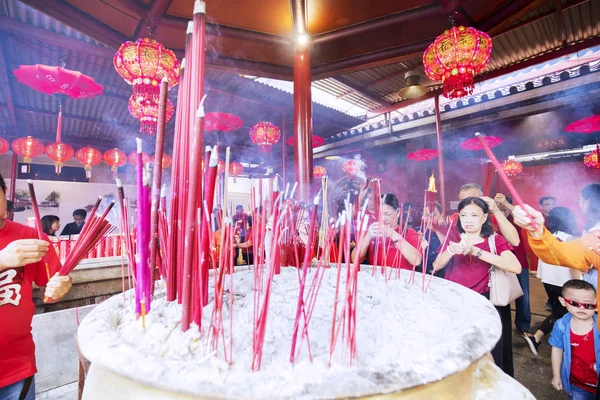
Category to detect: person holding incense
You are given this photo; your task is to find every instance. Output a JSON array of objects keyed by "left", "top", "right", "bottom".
[
  {"left": 60, "top": 208, "right": 87, "bottom": 236},
  {"left": 352, "top": 193, "right": 422, "bottom": 269},
  {"left": 495, "top": 194, "right": 532, "bottom": 337},
  {"left": 512, "top": 183, "right": 600, "bottom": 295},
  {"left": 434, "top": 197, "right": 522, "bottom": 376},
  {"left": 41, "top": 215, "right": 60, "bottom": 237},
  {"left": 234, "top": 216, "right": 254, "bottom": 266},
  {"left": 521, "top": 207, "right": 581, "bottom": 356},
  {"left": 0, "top": 175, "right": 72, "bottom": 400}
]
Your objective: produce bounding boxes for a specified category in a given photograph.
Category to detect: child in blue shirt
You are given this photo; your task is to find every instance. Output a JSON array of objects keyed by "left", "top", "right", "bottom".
[{"left": 549, "top": 280, "right": 600, "bottom": 400}]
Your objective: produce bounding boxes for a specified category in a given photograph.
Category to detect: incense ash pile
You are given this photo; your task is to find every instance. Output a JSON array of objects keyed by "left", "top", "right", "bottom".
[{"left": 79, "top": 267, "right": 501, "bottom": 399}]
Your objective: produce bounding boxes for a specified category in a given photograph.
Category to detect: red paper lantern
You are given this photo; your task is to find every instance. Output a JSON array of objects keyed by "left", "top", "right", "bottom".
[
  {"left": 565, "top": 115, "right": 600, "bottom": 134},
  {"left": 584, "top": 149, "right": 600, "bottom": 169},
  {"left": 423, "top": 26, "right": 493, "bottom": 99},
  {"left": 313, "top": 166, "right": 327, "bottom": 178},
  {"left": 502, "top": 159, "right": 523, "bottom": 176},
  {"left": 103, "top": 148, "right": 127, "bottom": 172},
  {"left": 76, "top": 146, "right": 102, "bottom": 179},
  {"left": 128, "top": 151, "right": 151, "bottom": 166},
  {"left": 152, "top": 153, "right": 172, "bottom": 169},
  {"left": 45, "top": 142, "right": 75, "bottom": 174},
  {"left": 229, "top": 161, "right": 244, "bottom": 176},
  {"left": 0, "top": 138, "right": 9, "bottom": 155},
  {"left": 113, "top": 38, "right": 179, "bottom": 100},
  {"left": 128, "top": 95, "right": 174, "bottom": 134},
  {"left": 407, "top": 149, "right": 438, "bottom": 162},
  {"left": 249, "top": 121, "right": 281, "bottom": 152},
  {"left": 287, "top": 135, "right": 325, "bottom": 148},
  {"left": 205, "top": 112, "right": 244, "bottom": 133},
  {"left": 342, "top": 159, "right": 361, "bottom": 177},
  {"left": 461, "top": 136, "right": 502, "bottom": 151},
  {"left": 12, "top": 136, "right": 45, "bottom": 164}
]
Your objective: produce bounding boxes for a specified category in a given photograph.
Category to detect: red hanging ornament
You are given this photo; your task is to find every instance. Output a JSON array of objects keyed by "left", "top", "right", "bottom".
[
  {"left": 12, "top": 136, "right": 45, "bottom": 172},
  {"left": 249, "top": 121, "right": 281, "bottom": 152},
  {"left": 113, "top": 38, "right": 179, "bottom": 103},
  {"left": 45, "top": 142, "right": 75, "bottom": 174},
  {"left": 152, "top": 153, "right": 172, "bottom": 169},
  {"left": 407, "top": 149, "right": 438, "bottom": 162},
  {"left": 229, "top": 161, "right": 244, "bottom": 183},
  {"left": 461, "top": 136, "right": 502, "bottom": 151},
  {"left": 103, "top": 148, "right": 127, "bottom": 174},
  {"left": 313, "top": 166, "right": 327, "bottom": 178},
  {"left": 128, "top": 150, "right": 151, "bottom": 167},
  {"left": 502, "top": 159, "right": 523, "bottom": 176},
  {"left": 75, "top": 146, "right": 102, "bottom": 179},
  {"left": 342, "top": 159, "right": 360, "bottom": 177},
  {"left": 128, "top": 95, "right": 174, "bottom": 134},
  {"left": 0, "top": 138, "right": 9, "bottom": 155},
  {"left": 565, "top": 115, "right": 600, "bottom": 134},
  {"left": 584, "top": 145, "right": 600, "bottom": 169},
  {"left": 423, "top": 26, "right": 493, "bottom": 99},
  {"left": 13, "top": 64, "right": 103, "bottom": 143},
  {"left": 205, "top": 112, "right": 244, "bottom": 133}
]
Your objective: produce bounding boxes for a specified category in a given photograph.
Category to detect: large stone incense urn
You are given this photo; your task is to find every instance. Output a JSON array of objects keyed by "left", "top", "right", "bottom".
[{"left": 78, "top": 267, "right": 534, "bottom": 399}]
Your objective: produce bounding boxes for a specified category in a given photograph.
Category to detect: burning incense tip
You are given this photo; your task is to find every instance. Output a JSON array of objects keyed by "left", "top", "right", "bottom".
[
  {"left": 290, "top": 182, "right": 298, "bottom": 199},
  {"left": 209, "top": 146, "right": 218, "bottom": 166},
  {"left": 161, "top": 184, "right": 168, "bottom": 198},
  {"left": 115, "top": 177, "right": 123, "bottom": 188},
  {"left": 180, "top": 58, "right": 185, "bottom": 69},
  {"left": 475, "top": 132, "right": 481, "bottom": 137},
  {"left": 314, "top": 190, "right": 321, "bottom": 205},
  {"left": 136, "top": 138, "right": 143, "bottom": 153},
  {"left": 273, "top": 177, "right": 279, "bottom": 192},
  {"left": 186, "top": 21, "right": 194, "bottom": 35},
  {"left": 205, "top": 146, "right": 211, "bottom": 153},
  {"left": 27, "top": 179, "right": 33, "bottom": 184},
  {"left": 161, "top": 76, "right": 168, "bottom": 84},
  {"left": 194, "top": 0, "right": 206, "bottom": 14},
  {"left": 197, "top": 94, "right": 208, "bottom": 118}
]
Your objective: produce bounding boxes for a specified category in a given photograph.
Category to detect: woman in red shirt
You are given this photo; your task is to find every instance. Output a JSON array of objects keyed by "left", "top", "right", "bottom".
[
  {"left": 0, "top": 174, "right": 72, "bottom": 400},
  {"left": 434, "top": 196, "right": 521, "bottom": 377},
  {"left": 352, "top": 193, "right": 422, "bottom": 269}
]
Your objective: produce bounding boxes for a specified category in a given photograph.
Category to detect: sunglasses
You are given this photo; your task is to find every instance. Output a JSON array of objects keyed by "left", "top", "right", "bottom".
[{"left": 563, "top": 298, "right": 597, "bottom": 310}]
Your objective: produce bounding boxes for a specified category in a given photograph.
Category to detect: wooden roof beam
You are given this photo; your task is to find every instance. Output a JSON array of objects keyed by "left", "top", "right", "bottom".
[
  {"left": 19, "top": 0, "right": 129, "bottom": 49},
  {"left": 0, "top": 34, "right": 21, "bottom": 136},
  {"left": 333, "top": 76, "right": 390, "bottom": 107},
  {"left": 478, "top": 0, "right": 544, "bottom": 35}
]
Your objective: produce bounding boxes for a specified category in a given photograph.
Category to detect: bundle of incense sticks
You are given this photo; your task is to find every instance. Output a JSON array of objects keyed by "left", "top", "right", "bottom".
[
  {"left": 27, "top": 180, "right": 53, "bottom": 281},
  {"left": 290, "top": 191, "right": 321, "bottom": 363},
  {"left": 135, "top": 137, "right": 153, "bottom": 316}
]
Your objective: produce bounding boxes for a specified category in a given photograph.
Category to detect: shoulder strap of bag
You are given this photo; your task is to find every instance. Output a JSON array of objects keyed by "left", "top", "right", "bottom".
[{"left": 488, "top": 233, "right": 497, "bottom": 256}]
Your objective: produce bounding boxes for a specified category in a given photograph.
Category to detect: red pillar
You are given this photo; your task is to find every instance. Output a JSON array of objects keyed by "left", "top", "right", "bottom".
[
  {"left": 434, "top": 96, "right": 446, "bottom": 213},
  {"left": 293, "top": 47, "right": 313, "bottom": 201},
  {"left": 9, "top": 152, "right": 17, "bottom": 200}
]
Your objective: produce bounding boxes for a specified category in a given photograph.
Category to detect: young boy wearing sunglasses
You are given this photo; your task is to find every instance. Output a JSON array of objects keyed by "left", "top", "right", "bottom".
[{"left": 549, "top": 279, "right": 600, "bottom": 399}]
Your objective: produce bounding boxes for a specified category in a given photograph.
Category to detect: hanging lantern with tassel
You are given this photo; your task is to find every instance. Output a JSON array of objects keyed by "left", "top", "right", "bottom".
[
  {"left": 76, "top": 146, "right": 102, "bottom": 179},
  {"left": 103, "top": 148, "right": 127, "bottom": 177},
  {"left": 45, "top": 142, "right": 75, "bottom": 174},
  {"left": 12, "top": 136, "right": 45, "bottom": 173}
]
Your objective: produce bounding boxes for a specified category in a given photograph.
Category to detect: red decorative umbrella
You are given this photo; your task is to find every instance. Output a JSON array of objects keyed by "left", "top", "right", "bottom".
[
  {"left": 407, "top": 148, "right": 438, "bottom": 161},
  {"left": 12, "top": 136, "right": 45, "bottom": 172},
  {"left": 128, "top": 95, "right": 174, "bottom": 134},
  {"left": 0, "top": 138, "right": 9, "bottom": 155},
  {"left": 565, "top": 115, "right": 600, "bottom": 134},
  {"left": 204, "top": 112, "right": 243, "bottom": 133},
  {"left": 249, "top": 121, "right": 281, "bottom": 152},
  {"left": 314, "top": 166, "right": 327, "bottom": 178},
  {"left": 153, "top": 153, "right": 172, "bottom": 169},
  {"left": 75, "top": 146, "right": 102, "bottom": 179},
  {"left": 461, "top": 136, "right": 502, "bottom": 151},
  {"left": 13, "top": 64, "right": 103, "bottom": 143},
  {"left": 287, "top": 135, "right": 325, "bottom": 148},
  {"left": 502, "top": 159, "right": 523, "bottom": 176},
  {"left": 128, "top": 150, "right": 151, "bottom": 167},
  {"left": 423, "top": 26, "right": 493, "bottom": 99},
  {"left": 46, "top": 142, "right": 75, "bottom": 174},
  {"left": 103, "top": 148, "right": 127, "bottom": 173}
]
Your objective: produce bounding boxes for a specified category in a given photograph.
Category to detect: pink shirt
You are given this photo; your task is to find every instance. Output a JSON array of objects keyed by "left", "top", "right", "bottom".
[{"left": 440, "top": 234, "right": 513, "bottom": 294}]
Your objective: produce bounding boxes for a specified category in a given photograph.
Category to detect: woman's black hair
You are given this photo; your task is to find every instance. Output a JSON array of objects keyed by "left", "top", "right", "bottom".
[
  {"left": 381, "top": 193, "right": 400, "bottom": 211},
  {"left": 41, "top": 215, "right": 60, "bottom": 235},
  {"left": 456, "top": 197, "right": 494, "bottom": 238},
  {"left": 581, "top": 183, "right": 600, "bottom": 230},
  {"left": 548, "top": 207, "right": 579, "bottom": 236}
]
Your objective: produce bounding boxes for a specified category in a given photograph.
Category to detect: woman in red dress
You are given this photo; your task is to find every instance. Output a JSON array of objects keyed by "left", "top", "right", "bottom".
[{"left": 352, "top": 193, "right": 421, "bottom": 269}]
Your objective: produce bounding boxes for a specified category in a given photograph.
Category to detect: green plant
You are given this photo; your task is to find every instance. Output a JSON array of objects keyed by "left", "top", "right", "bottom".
[{"left": 46, "top": 191, "right": 61, "bottom": 202}]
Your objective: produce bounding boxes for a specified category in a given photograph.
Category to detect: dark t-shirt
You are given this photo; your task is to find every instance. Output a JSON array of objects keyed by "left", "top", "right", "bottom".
[{"left": 60, "top": 222, "right": 83, "bottom": 236}]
